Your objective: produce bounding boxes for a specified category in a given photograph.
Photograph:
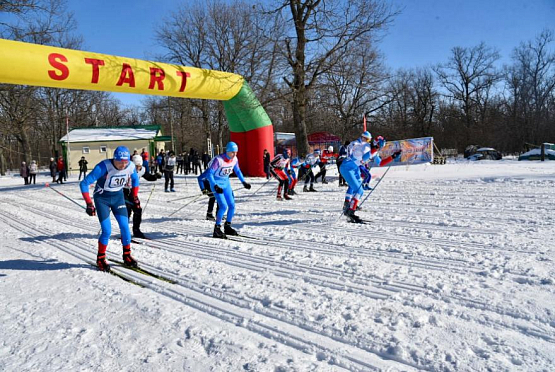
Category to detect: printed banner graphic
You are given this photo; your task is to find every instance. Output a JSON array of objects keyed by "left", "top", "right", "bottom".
[{"left": 375, "top": 137, "right": 434, "bottom": 166}]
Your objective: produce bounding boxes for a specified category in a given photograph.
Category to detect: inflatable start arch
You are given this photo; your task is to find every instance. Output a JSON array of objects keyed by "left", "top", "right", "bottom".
[{"left": 0, "top": 38, "right": 273, "bottom": 176}]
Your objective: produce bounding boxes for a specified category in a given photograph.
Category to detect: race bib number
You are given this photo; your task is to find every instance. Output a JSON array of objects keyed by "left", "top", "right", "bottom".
[
  {"left": 218, "top": 167, "right": 234, "bottom": 177},
  {"left": 109, "top": 175, "right": 127, "bottom": 188}
]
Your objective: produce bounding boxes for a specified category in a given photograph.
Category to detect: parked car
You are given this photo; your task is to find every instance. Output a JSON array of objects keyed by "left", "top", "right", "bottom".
[{"left": 468, "top": 147, "right": 502, "bottom": 161}]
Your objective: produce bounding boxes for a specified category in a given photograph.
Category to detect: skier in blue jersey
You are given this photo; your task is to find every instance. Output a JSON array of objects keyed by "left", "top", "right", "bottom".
[
  {"left": 198, "top": 166, "right": 217, "bottom": 221},
  {"left": 206, "top": 142, "right": 251, "bottom": 238},
  {"left": 340, "top": 132, "right": 401, "bottom": 223},
  {"left": 80, "top": 146, "right": 140, "bottom": 271}
]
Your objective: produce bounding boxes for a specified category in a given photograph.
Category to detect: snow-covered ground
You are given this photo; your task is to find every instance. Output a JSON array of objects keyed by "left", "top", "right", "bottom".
[{"left": 1, "top": 159, "right": 554, "bottom": 371}]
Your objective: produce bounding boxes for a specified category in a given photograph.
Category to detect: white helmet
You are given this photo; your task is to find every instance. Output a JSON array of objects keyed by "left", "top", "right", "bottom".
[
  {"left": 327, "top": 146, "right": 333, "bottom": 152},
  {"left": 132, "top": 155, "right": 143, "bottom": 166}
]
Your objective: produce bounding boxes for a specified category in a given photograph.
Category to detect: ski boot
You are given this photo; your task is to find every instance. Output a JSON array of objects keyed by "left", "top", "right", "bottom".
[
  {"left": 133, "top": 230, "right": 147, "bottom": 239},
  {"left": 213, "top": 224, "right": 226, "bottom": 239},
  {"left": 284, "top": 194, "right": 293, "bottom": 200},
  {"left": 342, "top": 200, "right": 350, "bottom": 215},
  {"left": 122, "top": 247, "right": 138, "bottom": 268},
  {"left": 322, "top": 179, "right": 328, "bottom": 184},
  {"left": 303, "top": 185, "right": 309, "bottom": 192},
  {"left": 224, "top": 222, "right": 238, "bottom": 236},
  {"left": 165, "top": 189, "right": 169, "bottom": 192},
  {"left": 97, "top": 253, "right": 111, "bottom": 272},
  {"left": 206, "top": 212, "right": 215, "bottom": 221},
  {"left": 346, "top": 209, "right": 363, "bottom": 224},
  {"left": 170, "top": 188, "right": 176, "bottom": 192},
  {"left": 276, "top": 195, "right": 283, "bottom": 201},
  {"left": 308, "top": 185, "right": 317, "bottom": 192},
  {"left": 288, "top": 189, "right": 297, "bottom": 196}
]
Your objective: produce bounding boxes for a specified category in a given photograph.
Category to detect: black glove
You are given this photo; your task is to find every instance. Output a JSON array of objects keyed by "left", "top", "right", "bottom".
[
  {"left": 202, "top": 189, "right": 209, "bottom": 195},
  {"left": 86, "top": 203, "right": 96, "bottom": 216},
  {"left": 155, "top": 172, "right": 162, "bottom": 179},
  {"left": 243, "top": 182, "right": 251, "bottom": 190},
  {"left": 391, "top": 151, "right": 402, "bottom": 160},
  {"left": 132, "top": 197, "right": 141, "bottom": 209},
  {"left": 214, "top": 185, "right": 224, "bottom": 194}
]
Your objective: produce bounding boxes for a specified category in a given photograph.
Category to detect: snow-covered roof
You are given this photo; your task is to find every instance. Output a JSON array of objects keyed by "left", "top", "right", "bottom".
[
  {"left": 59, "top": 127, "right": 160, "bottom": 143},
  {"left": 520, "top": 148, "right": 555, "bottom": 157},
  {"left": 476, "top": 147, "right": 497, "bottom": 151}
]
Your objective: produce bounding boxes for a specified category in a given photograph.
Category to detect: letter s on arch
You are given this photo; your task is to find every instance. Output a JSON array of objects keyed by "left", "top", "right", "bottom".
[{"left": 48, "top": 53, "right": 69, "bottom": 81}]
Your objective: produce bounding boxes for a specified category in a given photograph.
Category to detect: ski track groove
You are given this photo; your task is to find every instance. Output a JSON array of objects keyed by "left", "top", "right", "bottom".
[
  {"left": 0, "top": 209, "right": 420, "bottom": 372},
  {"left": 3, "top": 202, "right": 554, "bottom": 345}
]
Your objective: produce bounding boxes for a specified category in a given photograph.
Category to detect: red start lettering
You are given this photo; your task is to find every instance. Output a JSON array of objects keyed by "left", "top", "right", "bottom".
[
  {"left": 176, "top": 71, "right": 191, "bottom": 92},
  {"left": 148, "top": 68, "right": 165, "bottom": 90},
  {"left": 116, "top": 63, "right": 136, "bottom": 87},
  {"left": 84, "top": 58, "right": 105, "bottom": 84},
  {"left": 48, "top": 53, "right": 69, "bottom": 81}
]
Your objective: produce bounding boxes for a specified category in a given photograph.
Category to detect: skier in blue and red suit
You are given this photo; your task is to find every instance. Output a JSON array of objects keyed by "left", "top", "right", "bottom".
[
  {"left": 281, "top": 148, "right": 299, "bottom": 196},
  {"left": 206, "top": 142, "right": 251, "bottom": 239},
  {"left": 340, "top": 132, "right": 401, "bottom": 223},
  {"left": 80, "top": 146, "right": 140, "bottom": 272}
]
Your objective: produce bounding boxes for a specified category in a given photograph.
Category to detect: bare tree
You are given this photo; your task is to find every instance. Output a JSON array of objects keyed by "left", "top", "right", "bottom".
[
  {"left": 264, "top": 0, "right": 396, "bottom": 155},
  {"left": 434, "top": 42, "right": 501, "bottom": 147},
  {"left": 505, "top": 29, "right": 555, "bottom": 147}
]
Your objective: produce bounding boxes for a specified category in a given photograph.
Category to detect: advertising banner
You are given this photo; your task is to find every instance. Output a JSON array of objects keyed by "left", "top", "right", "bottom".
[{"left": 374, "top": 137, "right": 434, "bottom": 166}]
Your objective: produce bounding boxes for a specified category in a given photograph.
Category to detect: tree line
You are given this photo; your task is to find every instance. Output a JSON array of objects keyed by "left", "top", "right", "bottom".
[{"left": 1, "top": 0, "right": 554, "bottom": 174}]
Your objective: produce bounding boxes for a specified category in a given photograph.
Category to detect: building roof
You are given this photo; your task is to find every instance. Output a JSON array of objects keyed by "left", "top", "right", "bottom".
[{"left": 59, "top": 126, "right": 161, "bottom": 143}]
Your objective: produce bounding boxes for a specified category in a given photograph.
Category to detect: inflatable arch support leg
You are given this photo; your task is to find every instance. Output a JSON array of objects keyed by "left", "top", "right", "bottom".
[{"left": 0, "top": 38, "right": 273, "bottom": 176}]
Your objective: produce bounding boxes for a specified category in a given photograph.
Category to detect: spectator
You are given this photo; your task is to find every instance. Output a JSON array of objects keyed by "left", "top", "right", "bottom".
[
  {"left": 176, "top": 152, "right": 184, "bottom": 174},
  {"left": 192, "top": 151, "right": 201, "bottom": 175},
  {"left": 184, "top": 152, "right": 191, "bottom": 174},
  {"left": 29, "top": 160, "right": 38, "bottom": 184},
  {"left": 56, "top": 156, "right": 66, "bottom": 184},
  {"left": 78, "top": 156, "right": 88, "bottom": 180},
  {"left": 263, "top": 149, "right": 271, "bottom": 179},
  {"left": 202, "top": 151, "right": 211, "bottom": 170},
  {"left": 164, "top": 151, "right": 177, "bottom": 192},
  {"left": 49, "top": 157, "right": 57, "bottom": 182},
  {"left": 20, "top": 161, "right": 29, "bottom": 185}
]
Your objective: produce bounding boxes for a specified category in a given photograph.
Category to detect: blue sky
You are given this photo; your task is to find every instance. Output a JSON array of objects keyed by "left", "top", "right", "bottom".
[{"left": 66, "top": 0, "right": 555, "bottom": 107}]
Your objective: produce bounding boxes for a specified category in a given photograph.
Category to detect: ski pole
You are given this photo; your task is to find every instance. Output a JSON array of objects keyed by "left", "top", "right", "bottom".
[
  {"left": 142, "top": 183, "right": 156, "bottom": 214},
  {"left": 168, "top": 193, "right": 206, "bottom": 217},
  {"left": 46, "top": 184, "right": 85, "bottom": 210},
  {"left": 358, "top": 165, "right": 391, "bottom": 209},
  {"left": 166, "top": 194, "right": 201, "bottom": 203},
  {"left": 239, "top": 178, "right": 272, "bottom": 204}
]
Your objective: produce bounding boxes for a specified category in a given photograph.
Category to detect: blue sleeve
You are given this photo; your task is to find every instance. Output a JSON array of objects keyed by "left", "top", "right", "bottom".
[
  {"left": 130, "top": 170, "right": 140, "bottom": 187},
  {"left": 233, "top": 163, "right": 246, "bottom": 183},
  {"left": 80, "top": 162, "right": 106, "bottom": 193},
  {"left": 206, "top": 159, "right": 219, "bottom": 189},
  {"left": 197, "top": 171, "right": 207, "bottom": 190},
  {"left": 373, "top": 154, "right": 382, "bottom": 167}
]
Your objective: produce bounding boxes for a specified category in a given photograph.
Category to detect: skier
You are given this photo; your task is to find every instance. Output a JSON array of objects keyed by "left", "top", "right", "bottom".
[
  {"left": 270, "top": 148, "right": 293, "bottom": 200},
  {"left": 198, "top": 166, "right": 218, "bottom": 221},
  {"left": 340, "top": 132, "right": 400, "bottom": 223},
  {"left": 298, "top": 150, "right": 320, "bottom": 192},
  {"left": 80, "top": 146, "right": 140, "bottom": 272},
  {"left": 337, "top": 141, "right": 349, "bottom": 186},
  {"left": 314, "top": 146, "right": 334, "bottom": 184},
  {"left": 286, "top": 156, "right": 299, "bottom": 195},
  {"left": 206, "top": 142, "right": 251, "bottom": 238},
  {"left": 125, "top": 155, "right": 162, "bottom": 239}
]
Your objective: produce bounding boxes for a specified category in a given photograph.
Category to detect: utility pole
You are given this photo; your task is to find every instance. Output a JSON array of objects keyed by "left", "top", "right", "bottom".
[{"left": 168, "top": 96, "right": 175, "bottom": 152}]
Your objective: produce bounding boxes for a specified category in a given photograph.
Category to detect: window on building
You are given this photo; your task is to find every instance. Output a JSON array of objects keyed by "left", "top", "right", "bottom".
[
  {"left": 100, "top": 145, "right": 107, "bottom": 153},
  {"left": 82, "top": 146, "right": 90, "bottom": 154}
]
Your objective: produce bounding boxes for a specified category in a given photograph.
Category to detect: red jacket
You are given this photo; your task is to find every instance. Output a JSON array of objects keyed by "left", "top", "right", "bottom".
[{"left": 57, "top": 159, "right": 65, "bottom": 171}]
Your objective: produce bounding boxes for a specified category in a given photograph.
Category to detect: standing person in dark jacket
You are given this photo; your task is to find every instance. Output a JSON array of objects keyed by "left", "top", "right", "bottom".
[
  {"left": 49, "top": 157, "right": 57, "bottom": 182},
  {"left": 164, "top": 151, "right": 177, "bottom": 192},
  {"left": 185, "top": 150, "right": 192, "bottom": 174},
  {"left": 20, "top": 161, "right": 29, "bottom": 185},
  {"left": 78, "top": 156, "right": 88, "bottom": 180},
  {"left": 56, "top": 156, "right": 66, "bottom": 184},
  {"left": 192, "top": 151, "right": 201, "bottom": 175},
  {"left": 202, "top": 151, "right": 210, "bottom": 170},
  {"left": 125, "top": 155, "right": 162, "bottom": 239},
  {"left": 263, "top": 149, "right": 271, "bottom": 179},
  {"left": 176, "top": 153, "right": 184, "bottom": 174}
]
